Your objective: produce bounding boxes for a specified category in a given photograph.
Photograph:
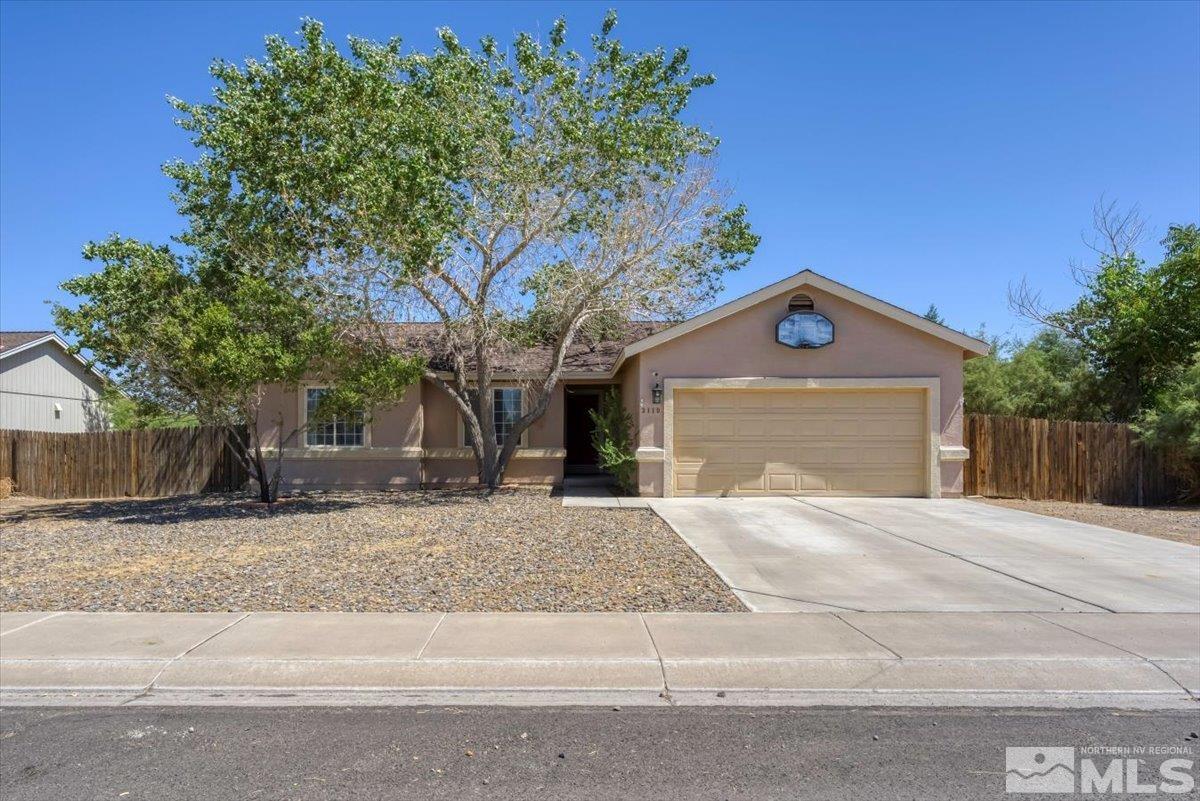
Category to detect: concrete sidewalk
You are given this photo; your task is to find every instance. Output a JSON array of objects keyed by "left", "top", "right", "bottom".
[{"left": 1, "top": 611, "right": 1196, "bottom": 708}]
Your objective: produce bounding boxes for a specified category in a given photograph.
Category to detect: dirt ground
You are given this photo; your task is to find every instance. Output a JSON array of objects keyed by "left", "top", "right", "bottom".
[
  {"left": 0, "top": 488, "right": 743, "bottom": 613},
  {"left": 974, "top": 497, "right": 1199, "bottom": 546}
]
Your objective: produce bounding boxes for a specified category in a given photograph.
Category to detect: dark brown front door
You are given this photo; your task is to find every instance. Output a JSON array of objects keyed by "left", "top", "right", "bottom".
[{"left": 564, "top": 390, "right": 601, "bottom": 470}]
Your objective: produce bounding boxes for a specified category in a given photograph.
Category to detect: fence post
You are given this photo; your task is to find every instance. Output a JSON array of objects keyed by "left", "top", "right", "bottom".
[
  {"left": 1136, "top": 442, "right": 1145, "bottom": 507},
  {"left": 128, "top": 431, "right": 137, "bottom": 497}
]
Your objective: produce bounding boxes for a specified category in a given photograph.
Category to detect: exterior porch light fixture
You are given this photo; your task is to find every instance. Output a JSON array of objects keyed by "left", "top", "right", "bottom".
[{"left": 651, "top": 373, "right": 663, "bottom": 405}]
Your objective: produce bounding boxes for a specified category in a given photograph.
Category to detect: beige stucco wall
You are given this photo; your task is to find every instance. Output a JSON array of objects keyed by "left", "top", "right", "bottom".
[
  {"left": 421, "top": 456, "right": 564, "bottom": 486},
  {"left": 418, "top": 380, "right": 564, "bottom": 449},
  {"left": 628, "top": 284, "right": 969, "bottom": 496},
  {"left": 279, "top": 458, "right": 422, "bottom": 489},
  {"left": 257, "top": 378, "right": 567, "bottom": 490},
  {"left": 257, "top": 382, "right": 422, "bottom": 451},
  {"left": 256, "top": 381, "right": 424, "bottom": 490}
]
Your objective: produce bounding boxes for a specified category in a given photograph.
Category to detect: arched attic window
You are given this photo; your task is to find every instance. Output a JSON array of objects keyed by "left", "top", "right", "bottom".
[{"left": 787, "top": 293, "right": 814, "bottom": 312}]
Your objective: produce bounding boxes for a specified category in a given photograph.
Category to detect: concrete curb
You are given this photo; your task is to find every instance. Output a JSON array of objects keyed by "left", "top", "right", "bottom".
[
  {"left": 3, "top": 688, "right": 1195, "bottom": 710},
  {"left": 2, "top": 611, "right": 1197, "bottom": 708}
]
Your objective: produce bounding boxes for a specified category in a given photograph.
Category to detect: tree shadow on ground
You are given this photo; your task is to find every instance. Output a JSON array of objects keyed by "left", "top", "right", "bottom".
[{"left": 0, "top": 486, "right": 528, "bottom": 526}]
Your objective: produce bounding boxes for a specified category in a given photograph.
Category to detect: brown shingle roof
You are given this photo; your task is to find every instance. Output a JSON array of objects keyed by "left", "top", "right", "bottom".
[
  {"left": 0, "top": 331, "right": 54, "bottom": 354},
  {"left": 381, "top": 321, "right": 670, "bottom": 374}
]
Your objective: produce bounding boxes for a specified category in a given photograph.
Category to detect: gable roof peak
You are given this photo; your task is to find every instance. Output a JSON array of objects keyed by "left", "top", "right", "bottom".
[{"left": 619, "top": 269, "right": 990, "bottom": 361}]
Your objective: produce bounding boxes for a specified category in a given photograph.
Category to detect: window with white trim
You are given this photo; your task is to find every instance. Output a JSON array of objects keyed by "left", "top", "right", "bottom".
[
  {"left": 304, "top": 387, "right": 365, "bottom": 447},
  {"left": 464, "top": 387, "right": 524, "bottom": 447}
]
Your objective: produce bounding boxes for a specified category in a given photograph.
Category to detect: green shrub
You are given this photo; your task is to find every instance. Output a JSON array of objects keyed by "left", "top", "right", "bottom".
[
  {"left": 589, "top": 388, "right": 638, "bottom": 495},
  {"left": 1133, "top": 351, "right": 1200, "bottom": 501}
]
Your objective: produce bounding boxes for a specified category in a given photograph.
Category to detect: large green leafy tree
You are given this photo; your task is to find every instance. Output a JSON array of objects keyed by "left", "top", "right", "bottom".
[
  {"left": 1051, "top": 224, "right": 1199, "bottom": 420},
  {"left": 166, "top": 15, "right": 757, "bottom": 490},
  {"left": 55, "top": 238, "right": 423, "bottom": 503},
  {"left": 1012, "top": 215, "right": 1200, "bottom": 422}
]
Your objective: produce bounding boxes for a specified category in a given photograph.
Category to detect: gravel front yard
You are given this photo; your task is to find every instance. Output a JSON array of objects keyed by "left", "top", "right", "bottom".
[
  {"left": 974, "top": 498, "right": 1199, "bottom": 546},
  {"left": 0, "top": 489, "right": 743, "bottom": 613}
]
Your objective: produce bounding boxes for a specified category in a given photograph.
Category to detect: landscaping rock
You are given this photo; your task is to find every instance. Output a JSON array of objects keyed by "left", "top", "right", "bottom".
[{"left": 0, "top": 488, "right": 743, "bottom": 612}]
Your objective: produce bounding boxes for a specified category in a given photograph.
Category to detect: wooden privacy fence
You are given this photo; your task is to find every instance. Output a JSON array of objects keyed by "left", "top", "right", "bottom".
[
  {"left": 963, "top": 414, "right": 1176, "bottom": 506},
  {"left": 0, "top": 427, "right": 247, "bottom": 500}
]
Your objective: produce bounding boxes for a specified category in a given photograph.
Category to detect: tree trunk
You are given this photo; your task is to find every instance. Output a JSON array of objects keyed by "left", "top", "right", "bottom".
[
  {"left": 223, "top": 425, "right": 274, "bottom": 504},
  {"left": 253, "top": 454, "right": 274, "bottom": 504},
  {"left": 478, "top": 434, "right": 503, "bottom": 492}
]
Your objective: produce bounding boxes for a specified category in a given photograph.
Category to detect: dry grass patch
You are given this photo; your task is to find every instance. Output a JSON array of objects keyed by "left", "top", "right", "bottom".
[{"left": 974, "top": 498, "right": 1199, "bottom": 546}]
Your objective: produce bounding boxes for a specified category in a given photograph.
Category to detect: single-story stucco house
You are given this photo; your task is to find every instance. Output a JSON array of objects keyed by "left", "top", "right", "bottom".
[
  {"left": 0, "top": 331, "right": 110, "bottom": 432},
  {"left": 258, "top": 270, "right": 989, "bottom": 498}
]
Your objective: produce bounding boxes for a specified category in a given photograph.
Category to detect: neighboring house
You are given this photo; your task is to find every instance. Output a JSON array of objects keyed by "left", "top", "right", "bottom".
[
  {"left": 0, "top": 331, "right": 110, "bottom": 432},
  {"left": 258, "top": 270, "right": 989, "bottom": 498}
]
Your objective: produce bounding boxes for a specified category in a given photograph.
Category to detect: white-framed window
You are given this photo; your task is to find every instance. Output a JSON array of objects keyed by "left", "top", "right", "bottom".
[
  {"left": 304, "top": 387, "right": 366, "bottom": 447},
  {"left": 463, "top": 387, "right": 526, "bottom": 447}
]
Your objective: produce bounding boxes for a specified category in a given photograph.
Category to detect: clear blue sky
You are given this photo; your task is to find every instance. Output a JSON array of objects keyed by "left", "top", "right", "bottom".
[{"left": 2, "top": 1, "right": 1197, "bottom": 340}]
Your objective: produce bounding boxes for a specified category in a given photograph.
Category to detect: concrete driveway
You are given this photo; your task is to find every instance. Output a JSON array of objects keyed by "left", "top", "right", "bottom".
[{"left": 648, "top": 497, "right": 1200, "bottom": 613}]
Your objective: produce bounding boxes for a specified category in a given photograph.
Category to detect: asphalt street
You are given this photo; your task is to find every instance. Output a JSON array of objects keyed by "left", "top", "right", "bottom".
[{"left": 1, "top": 705, "right": 1197, "bottom": 800}]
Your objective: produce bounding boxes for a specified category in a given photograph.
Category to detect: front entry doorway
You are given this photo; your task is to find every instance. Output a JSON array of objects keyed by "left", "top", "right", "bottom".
[{"left": 563, "top": 386, "right": 612, "bottom": 474}]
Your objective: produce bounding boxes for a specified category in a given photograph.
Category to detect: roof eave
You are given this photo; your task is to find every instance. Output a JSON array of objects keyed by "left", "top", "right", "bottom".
[
  {"left": 0, "top": 333, "right": 114, "bottom": 388},
  {"left": 432, "top": 369, "right": 617, "bottom": 382},
  {"left": 0, "top": 333, "right": 57, "bottom": 360}
]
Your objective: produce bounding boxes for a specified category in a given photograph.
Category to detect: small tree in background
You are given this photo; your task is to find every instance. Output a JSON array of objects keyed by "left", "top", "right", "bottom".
[
  {"left": 55, "top": 237, "right": 423, "bottom": 504},
  {"left": 99, "top": 386, "right": 199, "bottom": 430},
  {"left": 964, "top": 329, "right": 1104, "bottom": 421},
  {"left": 922, "top": 304, "right": 946, "bottom": 325},
  {"left": 589, "top": 388, "right": 637, "bottom": 495}
]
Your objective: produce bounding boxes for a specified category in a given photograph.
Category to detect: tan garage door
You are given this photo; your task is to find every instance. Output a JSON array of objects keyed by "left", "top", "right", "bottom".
[{"left": 671, "top": 388, "right": 927, "bottom": 497}]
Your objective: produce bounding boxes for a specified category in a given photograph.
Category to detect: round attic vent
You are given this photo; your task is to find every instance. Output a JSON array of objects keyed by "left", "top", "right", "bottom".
[{"left": 787, "top": 293, "right": 814, "bottom": 312}]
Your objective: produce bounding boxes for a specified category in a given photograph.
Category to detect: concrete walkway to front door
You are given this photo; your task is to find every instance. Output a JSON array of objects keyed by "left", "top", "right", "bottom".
[{"left": 647, "top": 497, "right": 1200, "bottom": 614}]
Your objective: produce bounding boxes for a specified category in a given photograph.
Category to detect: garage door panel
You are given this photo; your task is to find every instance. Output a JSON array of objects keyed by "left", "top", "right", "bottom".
[
  {"left": 800, "top": 472, "right": 830, "bottom": 491},
  {"left": 767, "top": 473, "right": 798, "bottom": 492},
  {"left": 828, "top": 418, "right": 863, "bottom": 437},
  {"left": 765, "top": 446, "right": 796, "bottom": 463},
  {"left": 736, "top": 418, "right": 767, "bottom": 437},
  {"left": 672, "top": 388, "right": 927, "bottom": 497},
  {"left": 673, "top": 446, "right": 708, "bottom": 464},
  {"left": 766, "top": 393, "right": 800, "bottom": 410},
  {"left": 737, "top": 393, "right": 769, "bottom": 410},
  {"left": 708, "top": 419, "right": 736, "bottom": 437},
  {"left": 674, "top": 418, "right": 707, "bottom": 438},
  {"left": 860, "top": 447, "right": 897, "bottom": 465},
  {"left": 794, "top": 419, "right": 830, "bottom": 436},
  {"left": 828, "top": 447, "right": 860, "bottom": 466},
  {"left": 701, "top": 449, "right": 736, "bottom": 466},
  {"left": 858, "top": 419, "right": 899, "bottom": 436},
  {"left": 736, "top": 473, "right": 765, "bottom": 491}
]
